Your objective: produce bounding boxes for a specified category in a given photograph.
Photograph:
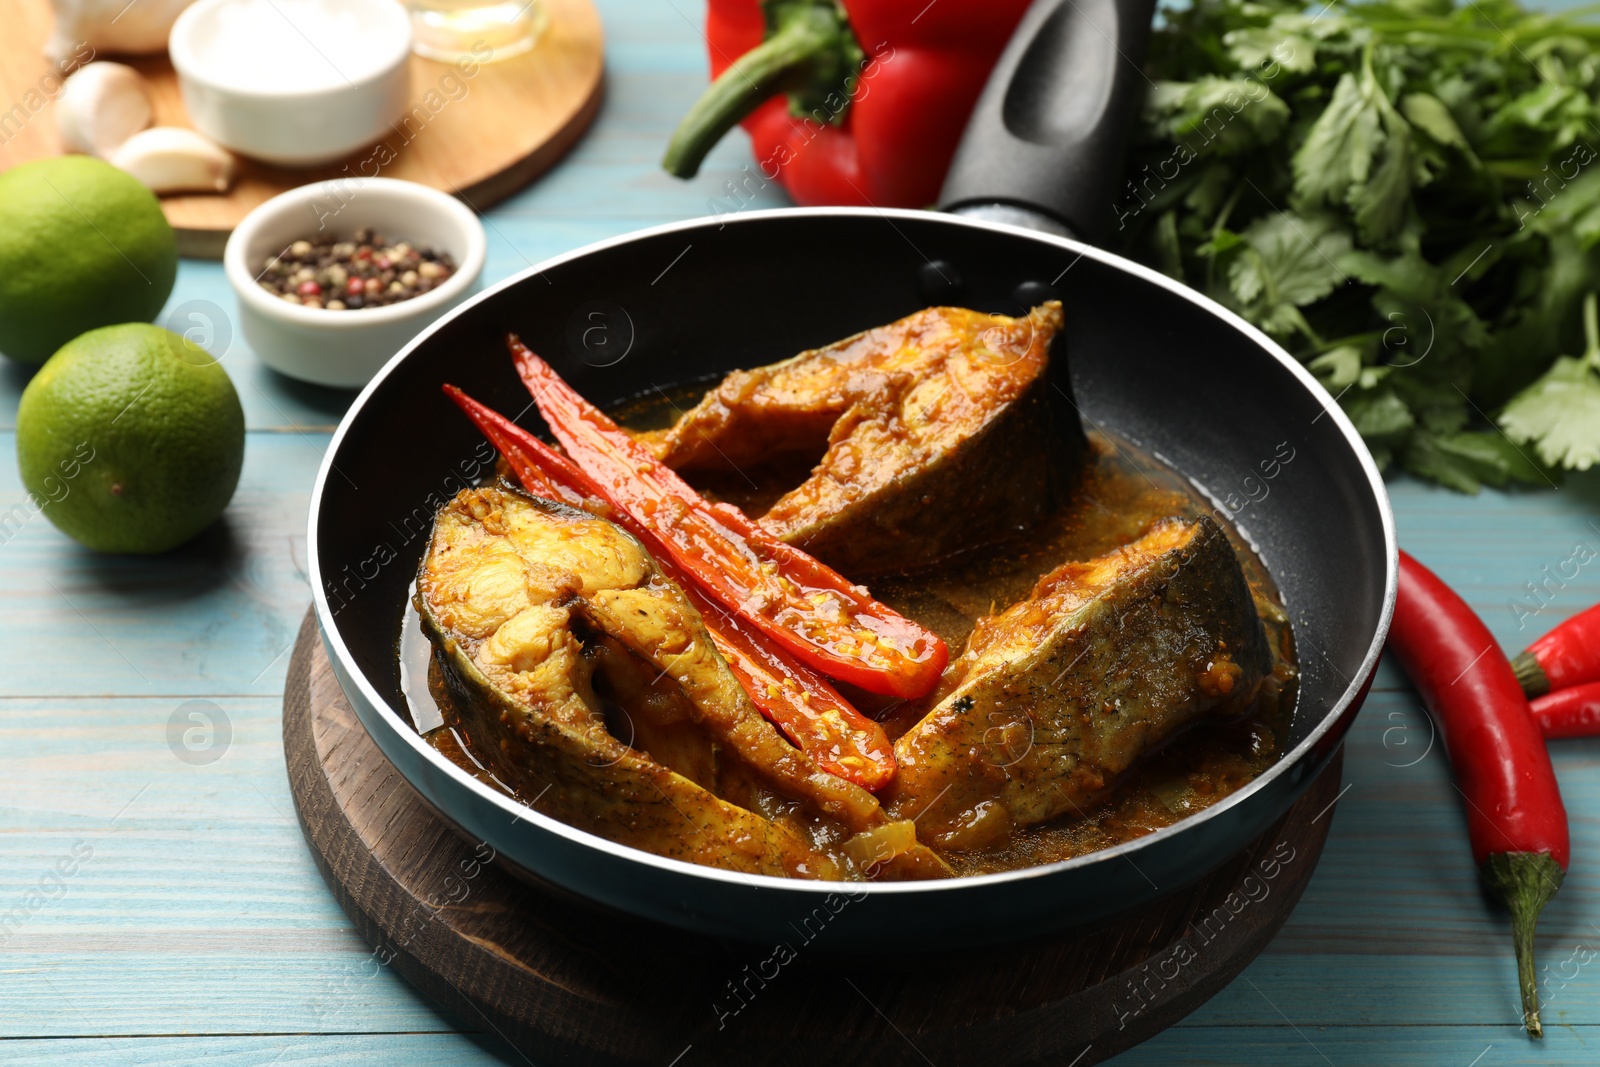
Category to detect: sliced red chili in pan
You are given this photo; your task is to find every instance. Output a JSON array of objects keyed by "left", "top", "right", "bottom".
[
  {"left": 505, "top": 337, "right": 949, "bottom": 700},
  {"left": 442, "top": 384, "right": 897, "bottom": 791}
]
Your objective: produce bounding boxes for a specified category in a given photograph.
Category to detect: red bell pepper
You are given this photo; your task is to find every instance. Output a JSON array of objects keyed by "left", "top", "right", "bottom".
[
  {"left": 441, "top": 384, "right": 898, "bottom": 791},
  {"left": 661, "top": 0, "right": 1032, "bottom": 207}
]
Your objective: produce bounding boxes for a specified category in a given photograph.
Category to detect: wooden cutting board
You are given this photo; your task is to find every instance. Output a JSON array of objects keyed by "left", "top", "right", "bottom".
[
  {"left": 283, "top": 609, "right": 1344, "bottom": 1067},
  {"left": 0, "top": 0, "right": 603, "bottom": 257}
]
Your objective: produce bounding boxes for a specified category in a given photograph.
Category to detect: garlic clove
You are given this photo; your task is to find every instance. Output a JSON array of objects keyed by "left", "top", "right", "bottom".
[
  {"left": 47, "top": 0, "right": 201, "bottom": 63},
  {"left": 110, "top": 127, "right": 236, "bottom": 195},
  {"left": 55, "top": 62, "right": 153, "bottom": 159}
]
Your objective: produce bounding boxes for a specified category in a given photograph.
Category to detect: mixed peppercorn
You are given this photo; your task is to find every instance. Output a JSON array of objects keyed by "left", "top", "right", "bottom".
[{"left": 255, "top": 228, "right": 457, "bottom": 310}]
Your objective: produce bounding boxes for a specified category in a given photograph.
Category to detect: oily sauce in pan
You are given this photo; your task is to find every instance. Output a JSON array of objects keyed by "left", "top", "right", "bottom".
[{"left": 397, "top": 390, "right": 1298, "bottom": 876}]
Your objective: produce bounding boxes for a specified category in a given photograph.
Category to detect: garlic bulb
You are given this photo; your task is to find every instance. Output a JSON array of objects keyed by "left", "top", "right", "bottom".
[
  {"left": 46, "top": 0, "right": 200, "bottom": 64},
  {"left": 55, "top": 62, "right": 153, "bottom": 159},
  {"left": 110, "top": 127, "right": 236, "bottom": 194}
]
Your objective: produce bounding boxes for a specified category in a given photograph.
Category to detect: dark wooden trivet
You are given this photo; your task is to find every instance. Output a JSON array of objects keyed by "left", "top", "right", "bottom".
[{"left": 284, "top": 610, "right": 1342, "bottom": 1067}]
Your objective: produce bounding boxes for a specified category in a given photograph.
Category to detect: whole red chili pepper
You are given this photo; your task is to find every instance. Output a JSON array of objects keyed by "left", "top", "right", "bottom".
[
  {"left": 1511, "top": 602, "right": 1600, "bottom": 697},
  {"left": 1529, "top": 681, "right": 1600, "bottom": 740},
  {"left": 661, "top": 0, "right": 1032, "bottom": 207},
  {"left": 1389, "top": 550, "right": 1569, "bottom": 1038}
]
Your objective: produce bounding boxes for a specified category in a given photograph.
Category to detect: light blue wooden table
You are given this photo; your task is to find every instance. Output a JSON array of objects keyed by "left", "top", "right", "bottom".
[{"left": 5, "top": 2, "right": 1600, "bottom": 1064}]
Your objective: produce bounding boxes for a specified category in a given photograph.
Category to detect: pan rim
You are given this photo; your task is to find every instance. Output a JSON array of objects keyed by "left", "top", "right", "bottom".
[{"left": 308, "top": 205, "right": 1398, "bottom": 899}]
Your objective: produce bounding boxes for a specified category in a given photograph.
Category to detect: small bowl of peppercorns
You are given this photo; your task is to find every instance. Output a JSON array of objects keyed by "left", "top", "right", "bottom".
[{"left": 224, "top": 178, "right": 486, "bottom": 388}]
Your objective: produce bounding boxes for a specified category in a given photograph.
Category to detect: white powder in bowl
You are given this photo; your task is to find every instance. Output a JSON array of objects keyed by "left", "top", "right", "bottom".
[{"left": 184, "top": 0, "right": 410, "bottom": 92}]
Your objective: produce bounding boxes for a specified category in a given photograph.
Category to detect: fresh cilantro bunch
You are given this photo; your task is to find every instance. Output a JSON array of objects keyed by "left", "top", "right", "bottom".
[{"left": 1116, "top": 0, "right": 1600, "bottom": 490}]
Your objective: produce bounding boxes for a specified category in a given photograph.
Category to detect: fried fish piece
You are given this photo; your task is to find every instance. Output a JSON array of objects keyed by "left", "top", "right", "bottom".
[
  {"left": 881, "top": 516, "right": 1272, "bottom": 851},
  {"left": 646, "top": 302, "right": 1086, "bottom": 575},
  {"left": 418, "top": 485, "right": 945, "bottom": 879}
]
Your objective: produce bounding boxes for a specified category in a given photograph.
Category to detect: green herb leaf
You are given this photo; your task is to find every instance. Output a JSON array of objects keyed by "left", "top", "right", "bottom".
[
  {"left": 1293, "top": 59, "right": 1419, "bottom": 242},
  {"left": 1401, "top": 93, "right": 1469, "bottom": 151},
  {"left": 1346, "top": 388, "right": 1416, "bottom": 442},
  {"left": 1310, "top": 344, "right": 1363, "bottom": 389},
  {"left": 1403, "top": 429, "right": 1551, "bottom": 493},
  {"left": 1222, "top": 211, "right": 1350, "bottom": 321},
  {"left": 1152, "top": 210, "right": 1185, "bottom": 279},
  {"left": 1293, "top": 73, "right": 1381, "bottom": 209},
  {"left": 1401, "top": 432, "right": 1489, "bottom": 493},
  {"left": 1499, "top": 356, "right": 1600, "bottom": 470},
  {"left": 1148, "top": 77, "right": 1290, "bottom": 157},
  {"left": 1352, "top": 115, "right": 1417, "bottom": 240},
  {"left": 1224, "top": 20, "right": 1317, "bottom": 74}
]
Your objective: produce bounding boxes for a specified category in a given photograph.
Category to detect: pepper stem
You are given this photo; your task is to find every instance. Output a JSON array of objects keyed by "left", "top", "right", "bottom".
[
  {"left": 662, "top": 0, "right": 863, "bottom": 179},
  {"left": 1510, "top": 650, "right": 1550, "bottom": 698},
  {"left": 1483, "top": 851, "right": 1565, "bottom": 1039},
  {"left": 1584, "top": 292, "right": 1600, "bottom": 371}
]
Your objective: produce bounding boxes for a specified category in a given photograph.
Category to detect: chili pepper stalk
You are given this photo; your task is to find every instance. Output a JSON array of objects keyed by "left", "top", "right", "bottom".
[
  {"left": 1484, "top": 852, "right": 1565, "bottom": 1038},
  {"left": 664, "top": 0, "right": 862, "bottom": 179},
  {"left": 1389, "top": 551, "right": 1569, "bottom": 1039}
]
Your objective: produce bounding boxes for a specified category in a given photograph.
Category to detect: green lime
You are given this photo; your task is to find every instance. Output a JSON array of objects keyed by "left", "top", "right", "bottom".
[
  {"left": 0, "top": 157, "right": 178, "bottom": 365},
  {"left": 17, "top": 323, "right": 245, "bottom": 554}
]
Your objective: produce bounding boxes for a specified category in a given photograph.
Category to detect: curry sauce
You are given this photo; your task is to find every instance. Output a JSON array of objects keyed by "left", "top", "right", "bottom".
[{"left": 397, "top": 393, "right": 1297, "bottom": 877}]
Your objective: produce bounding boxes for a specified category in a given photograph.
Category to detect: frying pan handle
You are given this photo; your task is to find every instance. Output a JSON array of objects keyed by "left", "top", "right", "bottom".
[{"left": 939, "top": 0, "right": 1159, "bottom": 243}]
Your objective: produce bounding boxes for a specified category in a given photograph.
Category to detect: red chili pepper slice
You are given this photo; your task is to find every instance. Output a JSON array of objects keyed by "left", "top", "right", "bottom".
[
  {"left": 505, "top": 337, "right": 949, "bottom": 700},
  {"left": 690, "top": 596, "right": 894, "bottom": 791},
  {"left": 1511, "top": 602, "right": 1600, "bottom": 697},
  {"left": 444, "top": 385, "right": 610, "bottom": 511},
  {"left": 442, "top": 385, "right": 896, "bottom": 790},
  {"left": 1389, "top": 550, "right": 1569, "bottom": 1038}
]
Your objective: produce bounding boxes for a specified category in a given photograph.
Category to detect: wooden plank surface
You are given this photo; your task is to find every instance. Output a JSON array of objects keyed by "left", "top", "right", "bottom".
[{"left": 3, "top": 1, "right": 1600, "bottom": 1064}]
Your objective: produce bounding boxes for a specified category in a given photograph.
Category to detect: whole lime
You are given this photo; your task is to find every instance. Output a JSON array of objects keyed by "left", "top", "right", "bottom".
[
  {"left": 17, "top": 323, "right": 245, "bottom": 553},
  {"left": 0, "top": 157, "right": 178, "bottom": 365}
]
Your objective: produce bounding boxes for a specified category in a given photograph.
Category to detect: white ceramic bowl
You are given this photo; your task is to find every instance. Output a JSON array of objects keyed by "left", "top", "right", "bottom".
[
  {"left": 169, "top": 0, "right": 412, "bottom": 167},
  {"left": 224, "top": 178, "right": 486, "bottom": 388}
]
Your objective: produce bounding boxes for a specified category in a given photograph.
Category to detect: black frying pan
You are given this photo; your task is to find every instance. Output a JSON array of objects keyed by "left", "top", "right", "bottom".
[{"left": 308, "top": 0, "right": 1395, "bottom": 948}]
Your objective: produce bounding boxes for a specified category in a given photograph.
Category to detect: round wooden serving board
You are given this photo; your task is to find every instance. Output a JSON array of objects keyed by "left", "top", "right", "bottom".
[
  {"left": 1, "top": 0, "right": 604, "bottom": 257},
  {"left": 284, "top": 610, "right": 1343, "bottom": 1067}
]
